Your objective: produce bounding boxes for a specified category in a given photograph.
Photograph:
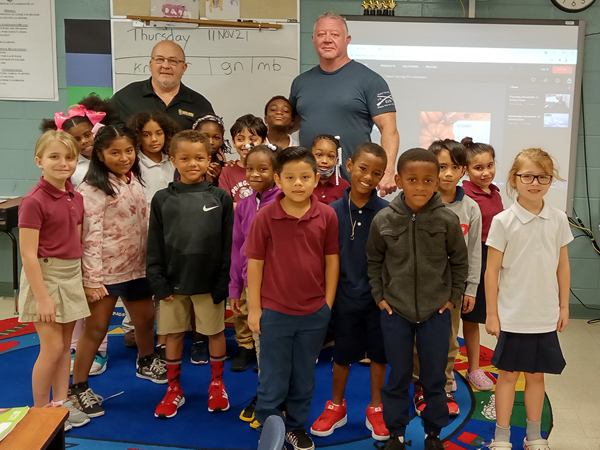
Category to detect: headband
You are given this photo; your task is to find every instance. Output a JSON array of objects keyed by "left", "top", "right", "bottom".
[
  {"left": 193, "top": 114, "right": 225, "bottom": 130},
  {"left": 54, "top": 104, "right": 106, "bottom": 132}
]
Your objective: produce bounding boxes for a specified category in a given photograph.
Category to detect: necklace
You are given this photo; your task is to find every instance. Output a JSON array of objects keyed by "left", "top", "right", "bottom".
[{"left": 348, "top": 195, "right": 357, "bottom": 240}]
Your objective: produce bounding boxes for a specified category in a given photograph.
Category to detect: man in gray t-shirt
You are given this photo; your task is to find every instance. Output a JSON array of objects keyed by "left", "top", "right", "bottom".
[{"left": 290, "top": 12, "right": 399, "bottom": 194}]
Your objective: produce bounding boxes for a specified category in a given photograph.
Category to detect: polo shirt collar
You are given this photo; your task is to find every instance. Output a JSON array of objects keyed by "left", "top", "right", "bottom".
[
  {"left": 37, "top": 176, "right": 74, "bottom": 199},
  {"left": 141, "top": 78, "right": 156, "bottom": 97},
  {"left": 511, "top": 199, "right": 551, "bottom": 224},
  {"left": 452, "top": 186, "right": 466, "bottom": 202},
  {"left": 142, "top": 77, "right": 192, "bottom": 102},
  {"left": 139, "top": 151, "right": 169, "bottom": 168},
  {"left": 463, "top": 180, "right": 500, "bottom": 197},
  {"left": 272, "top": 192, "right": 320, "bottom": 220},
  {"left": 343, "top": 186, "right": 380, "bottom": 211}
]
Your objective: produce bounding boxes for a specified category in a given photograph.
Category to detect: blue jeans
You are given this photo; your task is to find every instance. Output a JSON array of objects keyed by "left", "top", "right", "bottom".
[
  {"left": 380, "top": 309, "right": 452, "bottom": 437},
  {"left": 256, "top": 304, "right": 331, "bottom": 431}
]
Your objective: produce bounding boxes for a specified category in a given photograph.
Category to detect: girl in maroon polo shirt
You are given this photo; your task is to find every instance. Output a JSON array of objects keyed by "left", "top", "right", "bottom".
[
  {"left": 312, "top": 135, "right": 349, "bottom": 205},
  {"left": 18, "top": 131, "right": 91, "bottom": 429},
  {"left": 461, "top": 137, "right": 504, "bottom": 392},
  {"left": 41, "top": 95, "right": 114, "bottom": 378}
]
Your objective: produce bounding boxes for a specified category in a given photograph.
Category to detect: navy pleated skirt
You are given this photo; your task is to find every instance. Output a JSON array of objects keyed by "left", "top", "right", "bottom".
[{"left": 492, "top": 330, "right": 566, "bottom": 374}]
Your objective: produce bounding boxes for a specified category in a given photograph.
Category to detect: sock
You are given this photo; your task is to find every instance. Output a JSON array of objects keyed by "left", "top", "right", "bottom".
[
  {"left": 526, "top": 419, "right": 542, "bottom": 441},
  {"left": 495, "top": 424, "right": 511, "bottom": 442},
  {"left": 210, "top": 354, "right": 226, "bottom": 382},
  {"left": 166, "top": 358, "right": 182, "bottom": 386},
  {"left": 98, "top": 351, "right": 107, "bottom": 358}
]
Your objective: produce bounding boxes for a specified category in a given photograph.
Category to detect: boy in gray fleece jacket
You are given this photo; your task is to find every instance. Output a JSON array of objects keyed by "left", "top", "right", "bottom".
[
  {"left": 412, "top": 140, "right": 483, "bottom": 417},
  {"left": 366, "top": 148, "right": 468, "bottom": 450}
]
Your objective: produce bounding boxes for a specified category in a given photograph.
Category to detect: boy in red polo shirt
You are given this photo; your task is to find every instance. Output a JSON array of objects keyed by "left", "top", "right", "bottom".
[{"left": 246, "top": 147, "right": 340, "bottom": 450}]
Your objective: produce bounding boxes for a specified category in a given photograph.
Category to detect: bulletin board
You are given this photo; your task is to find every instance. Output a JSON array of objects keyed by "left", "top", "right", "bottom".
[{"left": 111, "top": 0, "right": 298, "bottom": 21}]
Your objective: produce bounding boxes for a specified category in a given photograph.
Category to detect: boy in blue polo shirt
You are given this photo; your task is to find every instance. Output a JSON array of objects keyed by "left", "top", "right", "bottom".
[
  {"left": 245, "top": 147, "right": 340, "bottom": 450},
  {"left": 311, "top": 143, "right": 390, "bottom": 441}
]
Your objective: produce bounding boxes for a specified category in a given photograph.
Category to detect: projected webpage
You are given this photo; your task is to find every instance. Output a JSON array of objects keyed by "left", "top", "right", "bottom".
[{"left": 347, "top": 19, "right": 581, "bottom": 211}]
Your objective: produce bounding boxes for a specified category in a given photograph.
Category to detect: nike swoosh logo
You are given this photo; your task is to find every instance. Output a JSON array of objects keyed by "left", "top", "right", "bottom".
[{"left": 203, "top": 205, "right": 219, "bottom": 212}]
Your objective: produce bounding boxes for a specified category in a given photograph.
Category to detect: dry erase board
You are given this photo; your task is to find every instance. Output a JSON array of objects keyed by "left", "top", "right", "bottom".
[{"left": 111, "top": 20, "right": 299, "bottom": 132}]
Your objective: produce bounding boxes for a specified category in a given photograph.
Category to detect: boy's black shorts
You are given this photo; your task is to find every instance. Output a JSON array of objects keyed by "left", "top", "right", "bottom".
[{"left": 332, "top": 299, "right": 386, "bottom": 366}]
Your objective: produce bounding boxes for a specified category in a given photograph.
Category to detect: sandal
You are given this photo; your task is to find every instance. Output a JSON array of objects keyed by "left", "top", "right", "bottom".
[
  {"left": 488, "top": 440, "right": 512, "bottom": 449},
  {"left": 523, "top": 438, "right": 550, "bottom": 450}
]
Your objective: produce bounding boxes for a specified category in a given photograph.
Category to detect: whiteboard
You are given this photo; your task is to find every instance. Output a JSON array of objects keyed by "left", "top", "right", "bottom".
[
  {"left": 346, "top": 16, "right": 585, "bottom": 213},
  {"left": 111, "top": 20, "right": 299, "bottom": 134}
]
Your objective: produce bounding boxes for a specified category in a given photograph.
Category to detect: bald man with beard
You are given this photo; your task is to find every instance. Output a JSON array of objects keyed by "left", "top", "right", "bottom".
[{"left": 111, "top": 40, "right": 214, "bottom": 129}]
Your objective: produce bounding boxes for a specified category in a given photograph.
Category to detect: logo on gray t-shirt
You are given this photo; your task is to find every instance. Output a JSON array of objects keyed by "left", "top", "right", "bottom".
[{"left": 377, "top": 91, "right": 395, "bottom": 109}]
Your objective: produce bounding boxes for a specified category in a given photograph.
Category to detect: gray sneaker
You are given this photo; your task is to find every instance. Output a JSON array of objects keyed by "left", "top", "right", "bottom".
[
  {"left": 64, "top": 420, "right": 73, "bottom": 432},
  {"left": 136, "top": 354, "right": 167, "bottom": 384},
  {"left": 63, "top": 399, "right": 90, "bottom": 427}
]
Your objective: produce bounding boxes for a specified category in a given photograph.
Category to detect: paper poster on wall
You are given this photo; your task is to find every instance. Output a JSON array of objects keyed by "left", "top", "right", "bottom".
[
  {"left": 151, "top": 0, "right": 199, "bottom": 19},
  {"left": 205, "top": 0, "right": 240, "bottom": 20},
  {"left": 0, "top": 0, "right": 58, "bottom": 101}
]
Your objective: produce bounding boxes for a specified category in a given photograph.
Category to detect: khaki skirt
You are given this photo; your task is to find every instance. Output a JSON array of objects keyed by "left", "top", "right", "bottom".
[{"left": 19, "top": 257, "right": 90, "bottom": 324}]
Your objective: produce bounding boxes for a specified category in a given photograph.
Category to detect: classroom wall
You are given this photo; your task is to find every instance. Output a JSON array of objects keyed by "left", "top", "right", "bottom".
[{"left": 1, "top": 0, "right": 599, "bottom": 317}]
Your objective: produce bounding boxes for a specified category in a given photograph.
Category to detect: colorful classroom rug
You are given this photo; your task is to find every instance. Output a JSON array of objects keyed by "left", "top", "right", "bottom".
[{"left": 0, "top": 310, "right": 552, "bottom": 449}]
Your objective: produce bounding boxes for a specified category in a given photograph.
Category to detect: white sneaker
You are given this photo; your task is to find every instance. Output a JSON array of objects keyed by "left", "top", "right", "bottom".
[
  {"left": 62, "top": 399, "right": 90, "bottom": 427},
  {"left": 89, "top": 352, "right": 108, "bottom": 376}
]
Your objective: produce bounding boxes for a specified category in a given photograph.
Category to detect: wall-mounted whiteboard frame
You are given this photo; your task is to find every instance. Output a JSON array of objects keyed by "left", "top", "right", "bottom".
[
  {"left": 110, "top": 19, "right": 300, "bottom": 140},
  {"left": 346, "top": 16, "right": 586, "bottom": 214}
]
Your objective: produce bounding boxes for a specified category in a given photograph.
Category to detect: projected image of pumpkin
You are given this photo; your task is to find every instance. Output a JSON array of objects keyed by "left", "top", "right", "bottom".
[{"left": 419, "top": 112, "right": 492, "bottom": 148}]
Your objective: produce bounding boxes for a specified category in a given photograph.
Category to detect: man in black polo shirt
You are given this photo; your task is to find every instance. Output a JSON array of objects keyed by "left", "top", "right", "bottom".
[{"left": 111, "top": 40, "right": 214, "bottom": 128}]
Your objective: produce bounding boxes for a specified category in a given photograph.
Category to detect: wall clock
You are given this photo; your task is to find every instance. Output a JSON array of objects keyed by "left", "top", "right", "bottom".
[{"left": 552, "top": 0, "right": 596, "bottom": 12}]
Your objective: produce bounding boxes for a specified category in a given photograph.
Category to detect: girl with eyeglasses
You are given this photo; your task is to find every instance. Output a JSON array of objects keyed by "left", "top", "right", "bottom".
[{"left": 485, "top": 148, "right": 571, "bottom": 450}]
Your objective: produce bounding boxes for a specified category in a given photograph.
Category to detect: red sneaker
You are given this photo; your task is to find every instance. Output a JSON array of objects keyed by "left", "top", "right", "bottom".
[
  {"left": 155, "top": 384, "right": 185, "bottom": 418},
  {"left": 365, "top": 404, "right": 389, "bottom": 441},
  {"left": 413, "top": 385, "right": 426, "bottom": 417},
  {"left": 446, "top": 392, "right": 460, "bottom": 416},
  {"left": 310, "top": 400, "right": 347, "bottom": 437},
  {"left": 208, "top": 380, "right": 230, "bottom": 412}
]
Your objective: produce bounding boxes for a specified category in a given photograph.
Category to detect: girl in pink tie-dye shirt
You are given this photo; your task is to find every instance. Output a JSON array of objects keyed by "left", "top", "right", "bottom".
[{"left": 70, "top": 125, "right": 166, "bottom": 419}]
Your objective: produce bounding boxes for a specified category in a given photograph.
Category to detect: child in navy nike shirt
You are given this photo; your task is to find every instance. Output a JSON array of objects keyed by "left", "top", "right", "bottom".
[{"left": 147, "top": 130, "right": 233, "bottom": 419}]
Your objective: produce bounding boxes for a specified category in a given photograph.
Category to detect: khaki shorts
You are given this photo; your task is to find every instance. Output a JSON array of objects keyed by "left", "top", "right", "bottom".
[
  {"left": 157, "top": 294, "right": 225, "bottom": 336},
  {"left": 18, "top": 258, "right": 90, "bottom": 324}
]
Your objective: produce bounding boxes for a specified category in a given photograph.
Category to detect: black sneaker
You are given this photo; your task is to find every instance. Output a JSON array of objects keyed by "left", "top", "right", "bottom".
[
  {"left": 375, "top": 435, "right": 406, "bottom": 450},
  {"left": 231, "top": 346, "right": 256, "bottom": 372},
  {"left": 285, "top": 429, "right": 314, "bottom": 450},
  {"left": 190, "top": 340, "right": 209, "bottom": 365},
  {"left": 239, "top": 396, "right": 257, "bottom": 422},
  {"left": 69, "top": 382, "right": 104, "bottom": 418},
  {"left": 424, "top": 432, "right": 444, "bottom": 450},
  {"left": 137, "top": 353, "right": 167, "bottom": 384},
  {"left": 155, "top": 344, "right": 166, "bottom": 362}
]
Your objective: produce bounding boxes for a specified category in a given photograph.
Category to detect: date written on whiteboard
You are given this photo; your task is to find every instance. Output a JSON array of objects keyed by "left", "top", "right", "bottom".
[{"left": 207, "top": 29, "right": 249, "bottom": 41}]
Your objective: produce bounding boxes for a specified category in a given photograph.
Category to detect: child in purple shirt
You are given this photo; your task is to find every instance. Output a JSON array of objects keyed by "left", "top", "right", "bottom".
[{"left": 229, "top": 145, "right": 280, "bottom": 422}]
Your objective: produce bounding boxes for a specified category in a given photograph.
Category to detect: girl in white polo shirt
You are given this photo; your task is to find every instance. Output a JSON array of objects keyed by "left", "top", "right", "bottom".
[{"left": 485, "top": 148, "right": 572, "bottom": 450}]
